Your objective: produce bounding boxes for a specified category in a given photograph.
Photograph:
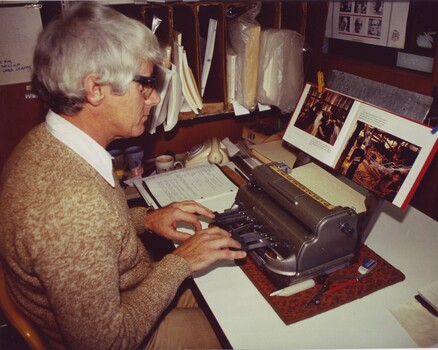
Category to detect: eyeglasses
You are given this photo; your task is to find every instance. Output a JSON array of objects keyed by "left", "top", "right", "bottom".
[{"left": 133, "top": 75, "right": 156, "bottom": 99}]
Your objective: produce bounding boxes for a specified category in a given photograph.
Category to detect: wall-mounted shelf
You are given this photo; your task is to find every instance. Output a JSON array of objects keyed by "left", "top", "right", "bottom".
[{"left": 138, "top": 1, "right": 310, "bottom": 120}]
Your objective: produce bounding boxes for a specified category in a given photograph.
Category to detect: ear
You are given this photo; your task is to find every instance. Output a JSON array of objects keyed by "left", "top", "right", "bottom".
[{"left": 83, "top": 73, "right": 105, "bottom": 106}]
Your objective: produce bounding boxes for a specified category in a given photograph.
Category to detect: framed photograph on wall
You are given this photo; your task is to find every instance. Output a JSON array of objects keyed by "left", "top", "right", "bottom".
[{"left": 326, "top": 0, "right": 409, "bottom": 49}]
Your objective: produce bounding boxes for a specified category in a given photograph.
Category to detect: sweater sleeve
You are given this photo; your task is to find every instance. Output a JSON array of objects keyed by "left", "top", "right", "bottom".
[
  {"left": 129, "top": 206, "right": 150, "bottom": 235},
  {"left": 29, "top": 180, "right": 191, "bottom": 350}
]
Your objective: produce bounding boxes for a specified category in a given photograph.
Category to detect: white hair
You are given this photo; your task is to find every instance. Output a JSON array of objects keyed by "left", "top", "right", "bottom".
[{"left": 32, "top": 2, "right": 163, "bottom": 115}]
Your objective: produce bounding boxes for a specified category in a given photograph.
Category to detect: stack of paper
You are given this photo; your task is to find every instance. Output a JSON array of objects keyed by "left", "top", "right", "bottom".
[
  {"left": 148, "top": 64, "right": 182, "bottom": 134},
  {"left": 228, "top": 13, "right": 261, "bottom": 111},
  {"left": 173, "top": 41, "right": 202, "bottom": 115}
]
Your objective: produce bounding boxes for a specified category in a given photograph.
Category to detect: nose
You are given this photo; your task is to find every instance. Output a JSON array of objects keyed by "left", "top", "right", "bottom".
[{"left": 145, "top": 88, "right": 160, "bottom": 107}]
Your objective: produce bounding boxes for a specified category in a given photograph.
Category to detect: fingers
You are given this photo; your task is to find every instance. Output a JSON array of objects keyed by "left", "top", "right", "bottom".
[
  {"left": 144, "top": 202, "right": 209, "bottom": 240},
  {"left": 216, "top": 247, "right": 247, "bottom": 262},
  {"left": 168, "top": 209, "right": 203, "bottom": 232},
  {"left": 203, "top": 228, "right": 245, "bottom": 254},
  {"left": 164, "top": 201, "right": 216, "bottom": 233},
  {"left": 169, "top": 201, "right": 215, "bottom": 219},
  {"left": 147, "top": 200, "right": 247, "bottom": 272},
  {"left": 173, "top": 226, "right": 247, "bottom": 272},
  {"left": 162, "top": 229, "right": 191, "bottom": 242},
  {"left": 198, "top": 225, "right": 233, "bottom": 239},
  {"left": 145, "top": 200, "right": 233, "bottom": 254}
]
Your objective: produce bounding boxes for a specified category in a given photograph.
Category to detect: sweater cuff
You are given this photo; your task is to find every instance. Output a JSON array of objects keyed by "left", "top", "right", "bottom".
[{"left": 161, "top": 254, "right": 192, "bottom": 280}]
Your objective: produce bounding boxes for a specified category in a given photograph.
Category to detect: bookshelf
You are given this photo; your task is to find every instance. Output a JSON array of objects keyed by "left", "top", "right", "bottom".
[
  {"left": 1, "top": 1, "right": 326, "bottom": 169},
  {"left": 137, "top": 1, "right": 321, "bottom": 119}
]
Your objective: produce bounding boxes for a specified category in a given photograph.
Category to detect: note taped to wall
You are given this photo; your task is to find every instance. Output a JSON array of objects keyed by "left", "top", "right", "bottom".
[{"left": 0, "top": 6, "right": 43, "bottom": 86}]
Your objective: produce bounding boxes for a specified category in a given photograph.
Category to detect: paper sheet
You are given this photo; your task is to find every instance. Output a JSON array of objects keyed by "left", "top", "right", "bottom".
[
  {"left": 390, "top": 300, "right": 438, "bottom": 347},
  {"left": 251, "top": 140, "right": 297, "bottom": 169},
  {"left": 173, "top": 42, "right": 199, "bottom": 114},
  {"left": 148, "top": 65, "right": 173, "bottom": 133},
  {"left": 201, "top": 18, "right": 217, "bottom": 96},
  {"left": 291, "top": 162, "right": 367, "bottom": 213},
  {"left": 133, "top": 164, "right": 238, "bottom": 208},
  {"left": 0, "top": 6, "right": 42, "bottom": 85},
  {"left": 163, "top": 63, "right": 182, "bottom": 132}
]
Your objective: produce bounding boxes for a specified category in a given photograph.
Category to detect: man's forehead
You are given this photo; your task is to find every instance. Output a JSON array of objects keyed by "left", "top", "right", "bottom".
[{"left": 139, "top": 60, "right": 154, "bottom": 75}]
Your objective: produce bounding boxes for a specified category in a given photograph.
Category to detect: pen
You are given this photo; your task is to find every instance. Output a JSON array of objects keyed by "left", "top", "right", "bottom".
[
  {"left": 432, "top": 125, "right": 438, "bottom": 134},
  {"left": 325, "top": 277, "right": 360, "bottom": 295},
  {"left": 306, "top": 276, "right": 364, "bottom": 305}
]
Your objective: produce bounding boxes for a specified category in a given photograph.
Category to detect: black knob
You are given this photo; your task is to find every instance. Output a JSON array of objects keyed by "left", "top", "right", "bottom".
[{"left": 340, "top": 222, "right": 355, "bottom": 236}]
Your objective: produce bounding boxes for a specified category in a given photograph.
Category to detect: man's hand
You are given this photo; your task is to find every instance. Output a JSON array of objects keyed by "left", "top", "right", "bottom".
[
  {"left": 144, "top": 200, "right": 215, "bottom": 241},
  {"left": 173, "top": 226, "right": 247, "bottom": 272}
]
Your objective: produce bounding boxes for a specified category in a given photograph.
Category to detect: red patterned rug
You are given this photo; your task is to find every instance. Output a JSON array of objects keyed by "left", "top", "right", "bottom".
[{"left": 239, "top": 245, "right": 405, "bottom": 325}]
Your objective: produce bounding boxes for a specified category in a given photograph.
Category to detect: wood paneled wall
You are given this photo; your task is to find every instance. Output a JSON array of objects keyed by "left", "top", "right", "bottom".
[{"left": 0, "top": 83, "right": 46, "bottom": 170}]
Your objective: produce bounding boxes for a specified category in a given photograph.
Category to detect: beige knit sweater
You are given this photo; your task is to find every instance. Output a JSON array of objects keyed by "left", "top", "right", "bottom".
[{"left": 0, "top": 124, "right": 191, "bottom": 349}]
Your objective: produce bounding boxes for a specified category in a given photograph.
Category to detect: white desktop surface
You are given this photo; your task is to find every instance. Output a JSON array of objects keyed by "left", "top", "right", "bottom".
[{"left": 192, "top": 195, "right": 438, "bottom": 349}]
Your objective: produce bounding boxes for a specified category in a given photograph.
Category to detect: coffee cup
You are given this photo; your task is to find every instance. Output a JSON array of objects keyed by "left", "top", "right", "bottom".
[
  {"left": 155, "top": 155, "right": 183, "bottom": 174},
  {"left": 125, "top": 146, "right": 144, "bottom": 176}
]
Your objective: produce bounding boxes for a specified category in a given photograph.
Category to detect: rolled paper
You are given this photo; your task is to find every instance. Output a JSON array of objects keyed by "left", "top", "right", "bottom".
[{"left": 270, "top": 279, "right": 316, "bottom": 297}]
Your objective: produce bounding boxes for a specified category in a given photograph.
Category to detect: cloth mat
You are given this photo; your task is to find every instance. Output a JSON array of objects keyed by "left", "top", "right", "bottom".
[{"left": 238, "top": 245, "right": 405, "bottom": 325}]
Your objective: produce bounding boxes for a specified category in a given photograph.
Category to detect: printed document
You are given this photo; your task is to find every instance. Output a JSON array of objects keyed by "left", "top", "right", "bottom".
[{"left": 134, "top": 164, "right": 238, "bottom": 208}]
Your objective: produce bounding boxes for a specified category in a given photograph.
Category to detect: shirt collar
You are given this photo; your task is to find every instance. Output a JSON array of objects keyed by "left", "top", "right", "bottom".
[{"left": 45, "top": 110, "right": 115, "bottom": 187}]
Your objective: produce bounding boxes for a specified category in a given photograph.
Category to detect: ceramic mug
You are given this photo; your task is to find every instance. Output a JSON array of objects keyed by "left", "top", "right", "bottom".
[{"left": 155, "top": 155, "right": 183, "bottom": 174}]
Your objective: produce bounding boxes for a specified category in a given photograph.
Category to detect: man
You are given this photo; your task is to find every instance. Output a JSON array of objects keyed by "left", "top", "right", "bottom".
[
  {"left": 345, "top": 142, "right": 372, "bottom": 180},
  {"left": 295, "top": 101, "right": 323, "bottom": 134},
  {"left": 339, "top": 16, "right": 349, "bottom": 32},
  {"left": 315, "top": 115, "right": 334, "bottom": 144},
  {"left": 354, "top": 1, "right": 367, "bottom": 14},
  {"left": 0, "top": 3, "right": 246, "bottom": 349},
  {"left": 368, "top": 18, "right": 381, "bottom": 36},
  {"left": 373, "top": 171, "right": 402, "bottom": 201},
  {"left": 354, "top": 18, "right": 363, "bottom": 34}
]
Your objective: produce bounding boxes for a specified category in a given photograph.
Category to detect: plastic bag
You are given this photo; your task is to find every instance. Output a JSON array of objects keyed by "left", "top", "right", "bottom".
[
  {"left": 257, "top": 29, "right": 304, "bottom": 113},
  {"left": 227, "top": 4, "right": 261, "bottom": 111}
]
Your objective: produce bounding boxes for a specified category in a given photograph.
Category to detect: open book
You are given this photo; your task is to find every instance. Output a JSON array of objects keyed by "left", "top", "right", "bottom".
[{"left": 283, "top": 83, "right": 437, "bottom": 209}]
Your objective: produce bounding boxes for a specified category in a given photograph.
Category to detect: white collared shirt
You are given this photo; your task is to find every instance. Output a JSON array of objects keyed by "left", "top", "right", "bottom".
[{"left": 45, "top": 110, "right": 115, "bottom": 187}]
